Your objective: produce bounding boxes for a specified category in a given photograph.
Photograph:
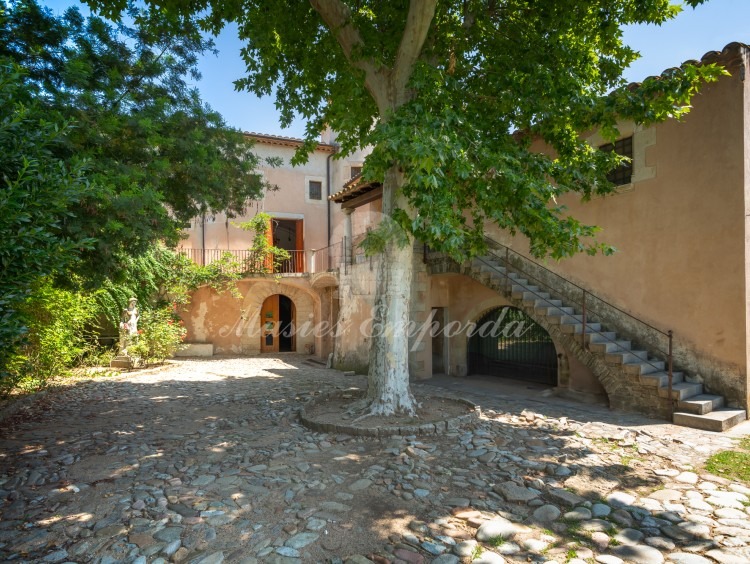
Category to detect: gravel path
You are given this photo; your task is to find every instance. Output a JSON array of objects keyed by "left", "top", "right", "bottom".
[{"left": 1, "top": 355, "right": 749, "bottom": 564}]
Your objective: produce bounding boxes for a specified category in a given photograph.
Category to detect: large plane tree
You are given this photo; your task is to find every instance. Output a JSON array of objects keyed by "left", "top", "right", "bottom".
[{"left": 89, "top": 0, "right": 722, "bottom": 418}]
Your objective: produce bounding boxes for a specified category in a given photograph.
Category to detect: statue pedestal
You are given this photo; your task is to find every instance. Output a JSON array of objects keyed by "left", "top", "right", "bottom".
[{"left": 110, "top": 355, "right": 133, "bottom": 369}]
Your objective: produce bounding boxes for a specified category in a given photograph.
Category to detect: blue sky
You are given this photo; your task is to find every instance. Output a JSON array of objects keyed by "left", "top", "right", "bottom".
[{"left": 44, "top": 0, "right": 750, "bottom": 138}]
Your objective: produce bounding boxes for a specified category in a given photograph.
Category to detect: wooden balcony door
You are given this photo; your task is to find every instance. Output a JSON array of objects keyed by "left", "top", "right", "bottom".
[{"left": 270, "top": 218, "right": 304, "bottom": 273}]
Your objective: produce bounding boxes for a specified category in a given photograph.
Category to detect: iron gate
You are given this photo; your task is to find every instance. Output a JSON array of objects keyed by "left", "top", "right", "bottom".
[{"left": 468, "top": 306, "right": 558, "bottom": 385}]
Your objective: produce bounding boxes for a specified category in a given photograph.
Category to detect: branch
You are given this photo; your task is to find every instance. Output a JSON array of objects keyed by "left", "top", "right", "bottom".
[
  {"left": 110, "top": 43, "right": 170, "bottom": 111},
  {"left": 309, "top": 0, "right": 387, "bottom": 110},
  {"left": 392, "top": 0, "right": 437, "bottom": 104}
]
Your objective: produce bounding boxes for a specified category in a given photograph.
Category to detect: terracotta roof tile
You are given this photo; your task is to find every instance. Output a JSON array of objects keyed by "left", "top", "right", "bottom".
[
  {"left": 627, "top": 41, "right": 749, "bottom": 89},
  {"left": 244, "top": 131, "right": 336, "bottom": 152}
]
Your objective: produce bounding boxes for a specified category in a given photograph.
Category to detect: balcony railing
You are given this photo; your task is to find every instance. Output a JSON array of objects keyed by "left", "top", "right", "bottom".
[
  {"left": 311, "top": 241, "right": 344, "bottom": 273},
  {"left": 178, "top": 245, "right": 348, "bottom": 275}
]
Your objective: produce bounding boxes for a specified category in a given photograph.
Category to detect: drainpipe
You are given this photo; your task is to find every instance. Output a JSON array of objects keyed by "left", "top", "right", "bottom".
[
  {"left": 201, "top": 212, "right": 206, "bottom": 266},
  {"left": 326, "top": 152, "right": 333, "bottom": 246}
]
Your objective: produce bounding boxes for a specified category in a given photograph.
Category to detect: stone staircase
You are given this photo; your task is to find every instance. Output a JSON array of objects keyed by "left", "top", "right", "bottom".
[{"left": 465, "top": 256, "right": 747, "bottom": 432}]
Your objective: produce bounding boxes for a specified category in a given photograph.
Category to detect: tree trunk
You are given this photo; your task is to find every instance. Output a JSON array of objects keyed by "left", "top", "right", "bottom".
[
  {"left": 307, "top": 0, "right": 437, "bottom": 418},
  {"left": 365, "top": 165, "right": 418, "bottom": 416}
]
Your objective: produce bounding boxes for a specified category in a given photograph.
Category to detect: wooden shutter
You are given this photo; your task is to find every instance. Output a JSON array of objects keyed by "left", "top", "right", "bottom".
[{"left": 295, "top": 220, "right": 304, "bottom": 272}]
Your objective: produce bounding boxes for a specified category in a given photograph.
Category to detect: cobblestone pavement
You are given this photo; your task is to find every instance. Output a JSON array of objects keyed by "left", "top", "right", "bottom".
[{"left": 1, "top": 355, "right": 749, "bottom": 564}]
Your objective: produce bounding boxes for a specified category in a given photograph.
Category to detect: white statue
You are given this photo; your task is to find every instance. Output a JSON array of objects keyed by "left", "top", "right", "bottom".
[{"left": 118, "top": 297, "right": 139, "bottom": 354}]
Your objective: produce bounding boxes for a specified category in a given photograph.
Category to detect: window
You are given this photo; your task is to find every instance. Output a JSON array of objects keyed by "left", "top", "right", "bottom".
[
  {"left": 600, "top": 136, "right": 633, "bottom": 186},
  {"left": 350, "top": 166, "right": 362, "bottom": 179},
  {"left": 308, "top": 180, "right": 322, "bottom": 200}
]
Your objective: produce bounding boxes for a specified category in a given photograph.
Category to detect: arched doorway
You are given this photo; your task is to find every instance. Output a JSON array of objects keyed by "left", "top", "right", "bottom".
[
  {"left": 468, "top": 306, "right": 558, "bottom": 385},
  {"left": 260, "top": 294, "right": 296, "bottom": 353}
]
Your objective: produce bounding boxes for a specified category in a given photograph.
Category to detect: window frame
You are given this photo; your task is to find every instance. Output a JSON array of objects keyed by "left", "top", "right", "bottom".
[
  {"left": 600, "top": 136, "right": 634, "bottom": 187},
  {"left": 304, "top": 175, "right": 326, "bottom": 204}
]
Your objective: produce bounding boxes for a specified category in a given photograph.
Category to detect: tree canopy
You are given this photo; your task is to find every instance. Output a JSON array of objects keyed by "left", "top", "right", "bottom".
[
  {"left": 83, "top": 0, "right": 725, "bottom": 416},
  {"left": 1, "top": 0, "right": 273, "bottom": 280},
  {"left": 90, "top": 0, "right": 723, "bottom": 261},
  {"left": 0, "top": 63, "right": 93, "bottom": 377},
  {"left": 0, "top": 0, "right": 273, "bottom": 381}
]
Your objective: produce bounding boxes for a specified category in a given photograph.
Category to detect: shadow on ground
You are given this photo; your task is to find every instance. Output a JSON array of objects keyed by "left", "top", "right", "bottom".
[{"left": 0, "top": 355, "right": 746, "bottom": 563}]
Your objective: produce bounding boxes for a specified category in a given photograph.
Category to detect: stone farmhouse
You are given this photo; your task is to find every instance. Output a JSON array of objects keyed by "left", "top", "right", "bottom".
[{"left": 178, "top": 42, "right": 750, "bottom": 432}]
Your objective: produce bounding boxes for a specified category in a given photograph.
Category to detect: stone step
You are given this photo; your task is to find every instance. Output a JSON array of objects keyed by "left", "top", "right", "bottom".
[
  {"left": 548, "top": 313, "right": 584, "bottom": 325},
  {"left": 534, "top": 299, "right": 565, "bottom": 309},
  {"left": 476, "top": 253, "right": 739, "bottom": 432},
  {"left": 533, "top": 298, "right": 562, "bottom": 311},
  {"left": 585, "top": 332, "right": 618, "bottom": 343},
  {"left": 110, "top": 355, "right": 133, "bottom": 369},
  {"left": 485, "top": 273, "right": 506, "bottom": 285},
  {"left": 622, "top": 358, "right": 665, "bottom": 375},
  {"left": 522, "top": 291, "right": 550, "bottom": 304},
  {"left": 480, "top": 264, "right": 505, "bottom": 275},
  {"left": 175, "top": 343, "right": 214, "bottom": 357},
  {"left": 605, "top": 350, "right": 649, "bottom": 364},
  {"left": 677, "top": 394, "right": 725, "bottom": 415},
  {"left": 511, "top": 284, "right": 538, "bottom": 298},
  {"left": 673, "top": 409, "right": 747, "bottom": 432},
  {"left": 658, "top": 381, "right": 703, "bottom": 400},
  {"left": 537, "top": 306, "right": 575, "bottom": 318},
  {"left": 475, "top": 271, "right": 502, "bottom": 285},
  {"left": 559, "top": 322, "right": 602, "bottom": 335},
  {"left": 588, "top": 340, "right": 631, "bottom": 354},
  {"left": 639, "top": 371, "right": 685, "bottom": 387},
  {"left": 473, "top": 257, "right": 494, "bottom": 267}
]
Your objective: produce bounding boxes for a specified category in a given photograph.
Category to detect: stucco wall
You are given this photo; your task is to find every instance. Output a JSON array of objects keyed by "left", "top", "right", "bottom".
[
  {"left": 333, "top": 245, "right": 432, "bottom": 379},
  {"left": 485, "top": 70, "right": 748, "bottom": 407},
  {"left": 333, "top": 261, "right": 377, "bottom": 374},
  {"left": 430, "top": 273, "right": 505, "bottom": 377},
  {"left": 180, "top": 277, "right": 321, "bottom": 356},
  {"left": 182, "top": 136, "right": 372, "bottom": 259}
]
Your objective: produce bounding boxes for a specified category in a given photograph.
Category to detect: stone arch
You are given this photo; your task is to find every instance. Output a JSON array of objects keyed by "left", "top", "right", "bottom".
[
  {"left": 444, "top": 275, "right": 619, "bottom": 404},
  {"left": 310, "top": 272, "right": 339, "bottom": 290},
  {"left": 447, "top": 294, "right": 516, "bottom": 377},
  {"left": 500, "top": 305, "right": 623, "bottom": 404},
  {"left": 180, "top": 278, "right": 327, "bottom": 356},
  {"left": 238, "top": 279, "right": 321, "bottom": 356},
  {"left": 463, "top": 301, "right": 563, "bottom": 386}
]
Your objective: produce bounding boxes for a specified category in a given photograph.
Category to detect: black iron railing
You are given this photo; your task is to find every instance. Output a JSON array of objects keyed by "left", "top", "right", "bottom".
[{"left": 473, "top": 236, "right": 676, "bottom": 413}]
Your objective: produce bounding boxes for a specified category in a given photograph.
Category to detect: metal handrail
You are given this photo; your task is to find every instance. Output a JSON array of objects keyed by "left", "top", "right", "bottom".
[
  {"left": 472, "top": 237, "right": 677, "bottom": 414},
  {"left": 311, "top": 241, "right": 344, "bottom": 273},
  {"left": 484, "top": 237, "right": 669, "bottom": 337}
]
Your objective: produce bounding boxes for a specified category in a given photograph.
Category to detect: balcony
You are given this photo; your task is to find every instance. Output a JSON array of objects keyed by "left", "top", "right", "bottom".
[{"left": 177, "top": 242, "right": 344, "bottom": 275}]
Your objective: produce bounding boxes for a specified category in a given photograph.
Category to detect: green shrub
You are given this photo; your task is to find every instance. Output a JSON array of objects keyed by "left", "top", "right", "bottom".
[
  {"left": 128, "top": 307, "right": 187, "bottom": 365},
  {"left": 3, "top": 280, "right": 98, "bottom": 394},
  {"left": 0, "top": 63, "right": 94, "bottom": 381}
]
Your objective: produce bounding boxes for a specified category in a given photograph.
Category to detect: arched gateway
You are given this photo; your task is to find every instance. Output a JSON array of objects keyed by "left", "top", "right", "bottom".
[{"left": 468, "top": 306, "right": 558, "bottom": 385}]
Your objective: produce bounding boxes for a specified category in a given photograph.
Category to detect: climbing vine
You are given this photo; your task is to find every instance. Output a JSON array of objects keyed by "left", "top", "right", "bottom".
[{"left": 236, "top": 212, "right": 291, "bottom": 274}]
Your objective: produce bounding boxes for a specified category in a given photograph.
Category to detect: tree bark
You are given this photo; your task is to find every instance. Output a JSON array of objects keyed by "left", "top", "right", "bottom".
[
  {"left": 310, "top": 0, "right": 437, "bottom": 417},
  {"left": 364, "top": 165, "right": 418, "bottom": 416}
]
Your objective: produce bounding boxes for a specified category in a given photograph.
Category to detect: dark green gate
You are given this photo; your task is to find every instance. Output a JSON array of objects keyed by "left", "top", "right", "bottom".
[{"left": 468, "top": 307, "right": 558, "bottom": 385}]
